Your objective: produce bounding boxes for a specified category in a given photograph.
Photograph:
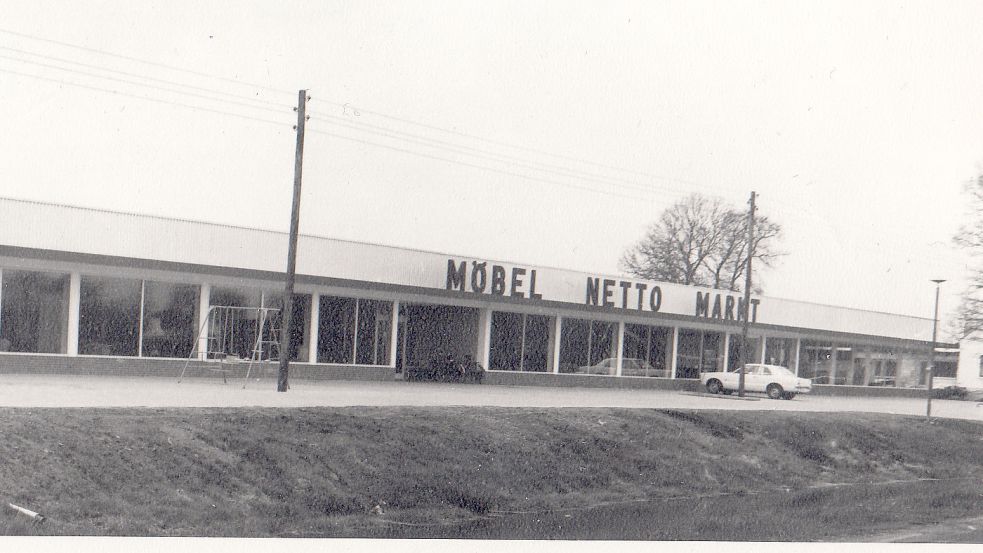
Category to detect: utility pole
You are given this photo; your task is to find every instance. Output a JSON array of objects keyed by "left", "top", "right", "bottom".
[
  {"left": 738, "top": 191, "right": 756, "bottom": 397},
  {"left": 926, "top": 279, "right": 945, "bottom": 422},
  {"left": 278, "top": 89, "right": 309, "bottom": 393}
]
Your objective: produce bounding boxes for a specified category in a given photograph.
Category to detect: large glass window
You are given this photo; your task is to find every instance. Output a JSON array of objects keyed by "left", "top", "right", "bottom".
[
  {"left": 933, "top": 351, "right": 958, "bottom": 379},
  {"left": 209, "top": 286, "right": 263, "bottom": 359},
  {"left": 317, "top": 295, "right": 393, "bottom": 365},
  {"left": 799, "top": 341, "right": 833, "bottom": 383},
  {"left": 726, "top": 335, "right": 762, "bottom": 371},
  {"left": 141, "top": 281, "right": 199, "bottom": 358},
  {"left": 489, "top": 311, "right": 552, "bottom": 372},
  {"left": 262, "top": 292, "right": 312, "bottom": 362},
  {"left": 677, "top": 329, "right": 723, "bottom": 378},
  {"left": 355, "top": 299, "right": 391, "bottom": 365},
  {"left": 622, "top": 323, "right": 671, "bottom": 377},
  {"left": 79, "top": 276, "right": 142, "bottom": 356},
  {"left": 0, "top": 270, "right": 70, "bottom": 353},
  {"left": 559, "top": 318, "right": 616, "bottom": 375},
  {"left": 764, "top": 337, "right": 797, "bottom": 369}
]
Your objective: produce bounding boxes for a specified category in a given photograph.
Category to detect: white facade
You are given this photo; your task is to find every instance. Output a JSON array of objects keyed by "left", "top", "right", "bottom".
[{"left": 0, "top": 196, "right": 954, "bottom": 388}]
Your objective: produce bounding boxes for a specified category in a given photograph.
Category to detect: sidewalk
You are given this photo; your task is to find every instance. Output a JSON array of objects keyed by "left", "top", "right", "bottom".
[{"left": 2, "top": 374, "right": 982, "bottom": 421}]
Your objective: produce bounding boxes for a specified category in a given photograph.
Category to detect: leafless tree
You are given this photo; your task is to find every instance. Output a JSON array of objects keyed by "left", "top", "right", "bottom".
[
  {"left": 620, "top": 194, "right": 783, "bottom": 292},
  {"left": 953, "top": 174, "right": 983, "bottom": 339}
]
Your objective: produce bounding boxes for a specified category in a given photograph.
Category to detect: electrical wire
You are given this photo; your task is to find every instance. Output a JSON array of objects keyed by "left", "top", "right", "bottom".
[
  {"left": 310, "top": 111, "right": 699, "bottom": 198},
  {"left": 306, "top": 127, "right": 683, "bottom": 202},
  {"left": 0, "top": 28, "right": 736, "bottom": 199},
  {"left": 0, "top": 53, "right": 292, "bottom": 116},
  {"left": 0, "top": 67, "right": 293, "bottom": 128},
  {"left": 311, "top": 96, "right": 725, "bottom": 194},
  {"left": 0, "top": 45, "right": 294, "bottom": 110},
  {"left": 1, "top": 65, "right": 674, "bottom": 202},
  {"left": 0, "top": 27, "right": 295, "bottom": 97}
]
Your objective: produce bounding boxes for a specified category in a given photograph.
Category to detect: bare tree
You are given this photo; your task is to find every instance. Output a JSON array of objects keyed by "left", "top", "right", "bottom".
[
  {"left": 620, "top": 194, "right": 783, "bottom": 292},
  {"left": 953, "top": 174, "right": 983, "bottom": 339}
]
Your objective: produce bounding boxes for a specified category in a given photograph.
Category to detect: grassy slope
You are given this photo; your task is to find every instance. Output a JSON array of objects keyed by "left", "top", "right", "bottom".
[{"left": 1, "top": 406, "right": 982, "bottom": 539}]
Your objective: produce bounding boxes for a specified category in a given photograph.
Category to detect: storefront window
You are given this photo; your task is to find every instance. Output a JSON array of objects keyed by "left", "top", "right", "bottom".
[
  {"left": 78, "top": 276, "right": 142, "bottom": 356},
  {"left": 727, "top": 336, "right": 762, "bottom": 371},
  {"left": 0, "top": 270, "right": 70, "bottom": 353},
  {"left": 489, "top": 311, "right": 552, "bottom": 372},
  {"left": 209, "top": 286, "right": 263, "bottom": 359},
  {"left": 141, "top": 281, "right": 198, "bottom": 358},
  {"left": 355, "top": 299, "right": 391, "bottom": 365},
  {"left": 622, "top": 323, "right": 671, "bottom": 377},
  {"left": 677, "top": 329, "right": 723, "bottom": 378},
  {"left": 559, "top": 318, "right": 615, "bottom": 375},
  {"left": 317, "top": 296, "right": 393, "bottom": 365},
  {"left": 799, "top": 341, "right": 833, "bottom": 383},
  {"left": 764, "top": 337, "right": 797, "bottom": 369},
  {"left": 262, "top": 292, "right": 312, "bottom": 362}
]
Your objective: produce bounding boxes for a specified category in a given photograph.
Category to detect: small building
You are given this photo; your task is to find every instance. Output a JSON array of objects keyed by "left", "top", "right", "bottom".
[{"left": 0, "top": 197, "right": 959, "bottom": 392}]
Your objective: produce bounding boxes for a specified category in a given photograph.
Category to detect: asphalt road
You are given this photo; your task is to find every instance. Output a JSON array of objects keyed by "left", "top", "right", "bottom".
[{"left": 1, "top": 374, "right": 982, "bottom": 421}]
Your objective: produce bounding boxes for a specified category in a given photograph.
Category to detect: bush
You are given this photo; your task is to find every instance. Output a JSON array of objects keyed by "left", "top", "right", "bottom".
[{"left": 931, "top": 385, "right": 968, "bottom": 400}]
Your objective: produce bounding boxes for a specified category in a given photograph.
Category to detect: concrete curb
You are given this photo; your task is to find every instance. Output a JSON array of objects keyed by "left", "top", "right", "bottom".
[{"left": 678, "top": 391, "right": 762, "bottom": 402}]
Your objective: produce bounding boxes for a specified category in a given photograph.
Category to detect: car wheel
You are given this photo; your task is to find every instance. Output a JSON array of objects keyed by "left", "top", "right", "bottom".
[
  {"left": 766, "top": 383, "right": 784, "bottom": 400},
  {"left": 706, "top": 379, "right": 723, "bottom": 395}
]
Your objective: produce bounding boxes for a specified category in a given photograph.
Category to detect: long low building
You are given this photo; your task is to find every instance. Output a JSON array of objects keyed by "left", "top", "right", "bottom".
[{"left": 0, "top": 197, "right": 963, "bottom": 393}]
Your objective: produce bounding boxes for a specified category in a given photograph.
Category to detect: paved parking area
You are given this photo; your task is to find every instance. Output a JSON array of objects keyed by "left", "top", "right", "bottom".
[{"left": 1, "top": 374, "right": 982, "bottom": 420}]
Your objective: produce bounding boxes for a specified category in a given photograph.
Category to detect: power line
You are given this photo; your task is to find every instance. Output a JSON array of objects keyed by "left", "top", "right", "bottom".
[
  {"left": 310, "top": 112, "right": 701, "bottom": 199},
  {"left": 0, "top": 45, "right": 294, "bottom": 110},
  {"left": 0, "top": 67, "right": 293, "bottom": 128},
  {"left": 1, "top": 65, "right": 675, "bottom": 203},
  {"left": 311, "top": 97, "right": 726, "bottom": 195},
  {"left": 0, "top": 53, "right": 292, "bottom": 116},
  {"left": 0, "top": 27, "right": 295, "bottom": 97},
  {"left": 0, "top": 27, "right": 735, "bottom": 200},
  {"left": 306, "top": 127, "right": 689, "bottom": 203}
]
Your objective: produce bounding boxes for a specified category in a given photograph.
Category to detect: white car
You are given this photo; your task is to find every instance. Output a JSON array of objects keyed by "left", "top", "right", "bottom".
[{"left": 701, "top": 363, "right": 812, "bottom": 400}]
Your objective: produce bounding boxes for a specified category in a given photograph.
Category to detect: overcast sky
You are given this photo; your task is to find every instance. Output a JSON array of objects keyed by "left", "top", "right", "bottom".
[{"left": 2, "top": 1, "right": 982, "bottom": 336}]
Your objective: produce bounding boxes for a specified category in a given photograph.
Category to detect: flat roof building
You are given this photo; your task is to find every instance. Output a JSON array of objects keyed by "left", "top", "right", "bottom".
[{"left": 0, "top": 197, "right": 959, "bottom": 392}]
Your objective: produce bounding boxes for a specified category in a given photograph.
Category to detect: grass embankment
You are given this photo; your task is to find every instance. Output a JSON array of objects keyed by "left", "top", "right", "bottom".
[{"left": 1, "top": 407, "right": 982, "bottom": 540}]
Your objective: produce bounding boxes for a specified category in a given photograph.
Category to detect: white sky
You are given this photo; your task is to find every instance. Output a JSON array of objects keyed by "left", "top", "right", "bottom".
[{"left": 2, "top": 1, "right": 982, "bottom": 337}]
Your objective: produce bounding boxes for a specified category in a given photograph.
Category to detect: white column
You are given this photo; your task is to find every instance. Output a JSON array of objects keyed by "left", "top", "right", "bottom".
[
  {"left": 794, "top": 338, "right": 802, "bottom": 375},
  {"left": 137, "top": 280, "right": 146, "bottom": 357},
  {"left": 476, "top": 307, "right": 493, "bottom": 370},
  {"left": 615, "top": 321, "right": 625, "bottom": 376},
  {"left": 388, "top": 300, "right": 399, "bottom": 368},
  {"left": 66, "top": 272, "right": 81, "bottom": 355},
  {"left": 309, "top": 293, "right": 321, "bottom": 364},
  {"left": 197, "top": 283, "right": 211, "bottom": 360},
  {"left": 550, "top": 315, "right": 562, "bottom": 374},
  {"left": 722, "top": 333, "right": 731, "bottom": 372},
  {"left": 351, "top": 300, "right": 361, "bottom": 364},
  {"left": 670, "top": 326, "right": 679, "bottom": 379},
  {"left": 759, "top": 335, "right": 767, "bottom": 364}
]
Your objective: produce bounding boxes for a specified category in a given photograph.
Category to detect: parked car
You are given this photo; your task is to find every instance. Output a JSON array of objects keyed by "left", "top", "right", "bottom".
[
  {"left": 701, "top": 363, "right": 812, "bottom": 400},
  {"left": 620, "top": 358, "right": 670, "bottom": 378},
  {"left": 577, "top": 357, "right": 670, "bottom": 377}
]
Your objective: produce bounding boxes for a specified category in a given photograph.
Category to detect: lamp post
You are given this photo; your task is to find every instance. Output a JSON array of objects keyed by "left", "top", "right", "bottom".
[{"left": 926, "top": 279, "right": 945, "bottom": 422}]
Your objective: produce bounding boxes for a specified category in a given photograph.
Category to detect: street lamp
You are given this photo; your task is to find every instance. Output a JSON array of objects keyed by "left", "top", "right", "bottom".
[{"left": 926, "top": 279, "right": 945, "bottom": 422}]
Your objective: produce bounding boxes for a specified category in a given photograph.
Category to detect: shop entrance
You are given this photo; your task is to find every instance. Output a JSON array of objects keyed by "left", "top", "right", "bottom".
[{"left": 394, "top": 303, "right": 480, "bottom": 378}]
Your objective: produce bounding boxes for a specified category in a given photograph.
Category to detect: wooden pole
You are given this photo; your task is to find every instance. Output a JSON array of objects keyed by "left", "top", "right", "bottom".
[
  {"left": 738, "top": 191, "right": 756, "bottom": 397},
  {"left": 278, "top": 89, "right": 309, "bottom": 392}
]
